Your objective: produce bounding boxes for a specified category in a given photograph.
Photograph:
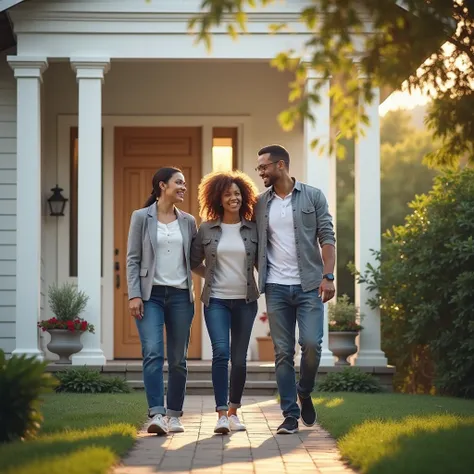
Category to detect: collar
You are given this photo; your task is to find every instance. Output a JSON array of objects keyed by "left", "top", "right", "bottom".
[
  {"left": 146, "top": 203, "right": 185, "bottom": 220},
  {"left": 269, "top": 178, "right": 301, "bottom": 198},
  {"left": 209, "top": 218, "right": 252, "bottom": 229}
]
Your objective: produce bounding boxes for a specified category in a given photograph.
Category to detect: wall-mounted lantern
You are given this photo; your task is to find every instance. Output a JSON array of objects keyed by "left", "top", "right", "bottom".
[{"left": 47, "top": 185, "right": 68, "bottom": 217}]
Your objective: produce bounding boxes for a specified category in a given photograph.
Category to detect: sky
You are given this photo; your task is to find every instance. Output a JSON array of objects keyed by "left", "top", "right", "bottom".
[{"left": 379, "top": 87, "right": 432, "bottom": 116}]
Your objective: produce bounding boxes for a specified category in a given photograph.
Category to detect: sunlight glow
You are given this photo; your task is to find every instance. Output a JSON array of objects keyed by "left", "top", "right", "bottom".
[{"left": 212, "top": 138, "right": 233, "bottom": 172}]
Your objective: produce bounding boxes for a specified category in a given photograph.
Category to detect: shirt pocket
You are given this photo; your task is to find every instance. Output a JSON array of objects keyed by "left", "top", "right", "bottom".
[{"left": 301, "top": 205, "right": 316, "bottom": 228}]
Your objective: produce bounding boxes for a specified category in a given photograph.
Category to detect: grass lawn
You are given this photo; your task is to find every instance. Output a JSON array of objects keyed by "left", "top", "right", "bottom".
[
  {"left": 0, "top": 392, "right": 147, "bottom": 474},
  {"left": 314, "top": 393, "right": 474, "bottom": 474}
]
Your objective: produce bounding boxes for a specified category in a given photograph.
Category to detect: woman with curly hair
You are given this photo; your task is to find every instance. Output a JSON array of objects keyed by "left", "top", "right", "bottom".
[{"left": 191, "top": 170, "right": 259, "bottom": 434}]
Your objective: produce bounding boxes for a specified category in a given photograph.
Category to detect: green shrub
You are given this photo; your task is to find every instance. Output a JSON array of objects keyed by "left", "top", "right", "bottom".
[
  {"left": 55, "top": 367, "right": 131, "bottom": 393},
  {"left": 101, "top": 377, "right": 132, "bottom": 394},
  {"left": 0, "top": 350, "right": 57, "bottom": 443},
  {"left": 359, "top": 169, "right": 474, "bottom": 397},
  {"left": 318, "top": 367, "right": 383, "bottom": 393}
]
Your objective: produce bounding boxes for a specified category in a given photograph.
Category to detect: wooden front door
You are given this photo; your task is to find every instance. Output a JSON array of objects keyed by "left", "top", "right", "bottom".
[{"left": 114, "top": 127, "right": 202, "bottom": 359}]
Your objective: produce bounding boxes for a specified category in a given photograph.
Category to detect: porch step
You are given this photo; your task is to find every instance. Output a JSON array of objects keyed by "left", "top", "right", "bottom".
[
  {"left": 127, "top": 379, "right": 278, "bottom": 396},
  {"left": 46, "top": 361, "right": 395, "bottom": 393}
]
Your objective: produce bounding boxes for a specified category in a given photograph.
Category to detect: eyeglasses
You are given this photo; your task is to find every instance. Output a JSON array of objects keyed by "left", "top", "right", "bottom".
[{"left": 255, "top": 161, "right": 280, "bottom": 173}]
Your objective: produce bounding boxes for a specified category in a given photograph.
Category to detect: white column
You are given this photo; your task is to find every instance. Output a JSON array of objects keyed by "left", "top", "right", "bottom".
[
  {"left": 70, "top": 58, "right": 110, "bottom": 366},
  {"left": 7, "top": 57, "right": 48, "bottom": 360},
  {"left": 354, "top": 86, "right": 387, "bottom": 366},
  {"left": 304, "top": 71, "right": 336, "bottom": 367}
]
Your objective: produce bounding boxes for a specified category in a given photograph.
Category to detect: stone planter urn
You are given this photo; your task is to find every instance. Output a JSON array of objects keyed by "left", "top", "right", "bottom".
[
  {"left": 328, "top": 331, "right": 358, "bottom": 366},
  {"left": 256, "top": 336, "right": 274, "bottom": 361},
  {"left": 47, "top": 329, "right": 84, "bottom": 364}
]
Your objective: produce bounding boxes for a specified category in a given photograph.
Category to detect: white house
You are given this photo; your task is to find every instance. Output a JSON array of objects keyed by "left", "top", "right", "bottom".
[{"left": 0, "top": 0, "right": 389, "bottom": 367}]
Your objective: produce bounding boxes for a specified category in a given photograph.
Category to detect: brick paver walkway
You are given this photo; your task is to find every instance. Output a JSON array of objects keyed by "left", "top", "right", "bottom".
[{"left": 115, "top": 396, "right": 355, "bottom": 474}]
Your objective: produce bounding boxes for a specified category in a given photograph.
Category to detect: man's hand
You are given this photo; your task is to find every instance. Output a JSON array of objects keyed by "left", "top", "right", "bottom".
[
  {"left": 129, "top": 297, "right": 144, "bottom": 320},
  {"left": 319, "top": 279, "right": 335, "bottom": 303}
]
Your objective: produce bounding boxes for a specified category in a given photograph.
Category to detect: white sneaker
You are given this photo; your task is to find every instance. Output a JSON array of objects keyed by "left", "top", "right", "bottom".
[
  {"left": 167, "top": 416, "right": 185, "bottom": 433},
  {"left": 229, "top": 414, "right": 246, "bottom": 431},
  {"left": 147, "top": 414, "right": 169, "bottom": 435},
  {"left": 214, "top": 415, "right": 230, "bottom": 434}
]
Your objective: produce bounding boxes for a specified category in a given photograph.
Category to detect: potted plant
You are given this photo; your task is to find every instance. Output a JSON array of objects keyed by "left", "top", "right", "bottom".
[
  {"left": 256, "top": 312, "right": 274, "bottom": 361},
  {"left": 38, "top": 283, "right": 94, "bottom": 364},
  {"left": 328, "top": 294, "right": 363, "bottom": 366}
]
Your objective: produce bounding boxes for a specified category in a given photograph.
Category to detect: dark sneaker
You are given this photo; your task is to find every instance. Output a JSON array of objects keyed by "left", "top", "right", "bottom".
[
  {"left": 277, "top": 416, "right": 299, "bottom": 434},
  {"left": 298, "top": 394, "right": 317, "bottom": 427}
]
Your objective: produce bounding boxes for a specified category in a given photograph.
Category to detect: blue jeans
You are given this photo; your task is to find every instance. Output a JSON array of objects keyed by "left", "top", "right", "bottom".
[
  {"left": 265, "top": 284, "right": 324, "bottom": 419},
  {"left": 135, "top": 285, "right": 194, "bottom": 417},
  {"left": 204, "top": 298, "right": 258, "bottom": 411}
]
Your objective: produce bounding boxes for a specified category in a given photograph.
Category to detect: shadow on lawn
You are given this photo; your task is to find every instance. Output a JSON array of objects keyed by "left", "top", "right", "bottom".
[
  {"left": 357, "top": 421, "right": 474, "bottom": 474},
  {"left": 313, "top": 394, "right": 474, "bottom": 474},
  {"left": 0, "top": 425, "right": 141, "bottom": 474}
]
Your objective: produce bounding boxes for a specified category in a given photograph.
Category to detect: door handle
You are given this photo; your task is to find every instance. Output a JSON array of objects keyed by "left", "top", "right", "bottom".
[{"left": 116, "top": 274, "right": 120, "bottom": 289}]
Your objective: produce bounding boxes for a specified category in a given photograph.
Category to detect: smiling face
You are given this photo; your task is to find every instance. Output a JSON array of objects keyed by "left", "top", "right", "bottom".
[
  {"left": 256, "top": 152, "right": 284, "bottom": 188},
  {"left": 160, "top": 172, "right": 186, "bottom": 204},
  {"left": 221, "top": 182, "right": 242, "bottom": 215}
]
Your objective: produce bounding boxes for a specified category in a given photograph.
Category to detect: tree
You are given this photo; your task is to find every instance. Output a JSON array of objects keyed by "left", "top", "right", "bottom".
[
  {"left": 336, "top": 112, "right": 439, "bottom": 299},
  {"left": 380, "top": 110, "right": 413, "bottom": 146},
  {"left": 358, "top": 169, "right": 474, "bottom": 397},
  {"left": 191, "top": 0, "right": 474, "bottom": 166},
  {"left": 381, "top": 129, "right": 439, "bottom": 230}
]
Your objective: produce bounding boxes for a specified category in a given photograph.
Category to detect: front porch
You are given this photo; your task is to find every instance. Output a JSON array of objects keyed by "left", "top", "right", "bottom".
[{"left": 5, "top": 0, "right": 388, "bottom": 369}]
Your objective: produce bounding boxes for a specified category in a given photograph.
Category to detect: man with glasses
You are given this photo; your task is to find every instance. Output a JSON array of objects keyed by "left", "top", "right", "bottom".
[{"left": 254, "top": 144, "right": 336, "bottom": 434}]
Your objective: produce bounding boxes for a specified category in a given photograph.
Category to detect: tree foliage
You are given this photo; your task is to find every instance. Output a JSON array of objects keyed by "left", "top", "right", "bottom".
[
  {"left": 358, "top": 169, "right": 474, "bottom": 397},
  {"left": 336, "top": 111, "right": 438, "bottom": 299},
  {"left": 191, "top": 0, "right": 474, "bottom": 166}
]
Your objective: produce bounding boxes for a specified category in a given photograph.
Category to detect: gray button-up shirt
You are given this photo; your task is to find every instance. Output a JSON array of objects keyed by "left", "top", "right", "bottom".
[
  {"left": 190, "top": 219, "right": 259, "bottom": 306},
  {"left": 255, "top": 180, "right": 336, "bottom": 293}
]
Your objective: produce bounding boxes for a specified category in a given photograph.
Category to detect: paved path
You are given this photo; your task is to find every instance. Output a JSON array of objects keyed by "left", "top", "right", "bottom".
[{"left": 115, "top": 395, "right": 356, "bottom": 474}]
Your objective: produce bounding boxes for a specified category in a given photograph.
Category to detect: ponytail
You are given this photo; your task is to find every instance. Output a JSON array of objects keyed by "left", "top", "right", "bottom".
[{"left": 143, "top": 190, "right": 157, "bottom": 208}]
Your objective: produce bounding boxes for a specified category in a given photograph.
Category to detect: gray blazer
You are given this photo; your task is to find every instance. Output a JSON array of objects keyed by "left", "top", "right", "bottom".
[
  {"left": 190, "top": 219, "right": 259, "bottom": 306},
  {"left": 126, "top": 203, "right": 198, "bottom": 303}
]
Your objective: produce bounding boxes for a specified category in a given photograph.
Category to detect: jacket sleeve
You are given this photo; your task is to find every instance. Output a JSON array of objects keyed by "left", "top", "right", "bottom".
[
  {"left": 314, "top": 190, "right": 336, "bottom": 247},
  {"left": 126, "top": 211, "right": 143, "bottom": 300},
  {"left": 190, "top": 224, "right": 206, "bottom": 271}
]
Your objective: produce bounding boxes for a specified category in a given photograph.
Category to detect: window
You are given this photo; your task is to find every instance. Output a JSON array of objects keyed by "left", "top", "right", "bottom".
[
  {"left": 69, "top": 128, "right": 103, "bottom": 277},
  {"left": 212, "top": 127, "right": 238, "bottom": 172}
]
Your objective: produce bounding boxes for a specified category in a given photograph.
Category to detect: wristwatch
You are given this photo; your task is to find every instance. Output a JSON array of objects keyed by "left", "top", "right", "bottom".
[{"left": 323, "top": 273, "right": 335, "bottom": 281}]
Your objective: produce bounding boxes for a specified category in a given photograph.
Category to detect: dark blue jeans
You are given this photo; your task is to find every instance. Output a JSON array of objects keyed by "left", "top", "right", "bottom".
[
  {"left": 135, "top": 285, "right": 194, "bottom": 417},
  {"left": 204, "top": 298, "right": 258, "bottom": 411},
  {"left": 265, "top": 284, "right": 324, "bottom": 419}
]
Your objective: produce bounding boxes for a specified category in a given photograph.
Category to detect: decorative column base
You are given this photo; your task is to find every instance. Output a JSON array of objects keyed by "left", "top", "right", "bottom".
[
  {"left": 354, "top": 350, "right": 388, "bottom": 367},
  {"left": 72, "top": 347, "right": 106, "bottom": 366},
  {"left": 12, "top": 348, "right": 44, "bottom": 361}
]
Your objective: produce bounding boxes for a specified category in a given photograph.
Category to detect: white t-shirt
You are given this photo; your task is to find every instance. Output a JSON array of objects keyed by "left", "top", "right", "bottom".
[
  {"left": 211, "top": 222, "right": 247, "bottom": 299},
  {"left": 266, "top": 192, "right": 301, "bottom": 285},
  {"left": 153, "top": 220, "right": 188, "bottom": 289}
]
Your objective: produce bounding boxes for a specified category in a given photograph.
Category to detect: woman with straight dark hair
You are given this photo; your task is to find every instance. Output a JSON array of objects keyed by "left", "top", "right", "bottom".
[
  {"left": 191, "top": 170, "right": 259, "bottom": 434},
  {"left": 127, "top": 167, "right": 201, "bottom": 436}
]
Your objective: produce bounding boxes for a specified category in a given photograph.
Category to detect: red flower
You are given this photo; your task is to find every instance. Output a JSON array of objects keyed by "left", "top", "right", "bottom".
[{"left": 81, "top": 321, "right": 87, "bottom": 331}]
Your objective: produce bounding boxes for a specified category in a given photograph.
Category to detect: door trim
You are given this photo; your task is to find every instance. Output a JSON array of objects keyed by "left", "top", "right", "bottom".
[{"left": 56, "top": 115, "right": 252, "bottom": 360}]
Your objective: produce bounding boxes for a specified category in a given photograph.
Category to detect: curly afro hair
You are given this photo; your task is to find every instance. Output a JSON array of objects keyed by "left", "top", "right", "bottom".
[{"left": 198, "top": 170, "right": 259, "bottom": 222}]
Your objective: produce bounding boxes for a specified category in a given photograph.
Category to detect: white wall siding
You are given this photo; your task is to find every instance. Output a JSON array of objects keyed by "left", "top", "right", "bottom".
[{"left": 0, "top": 52, "right": 16, "bottom": 357}]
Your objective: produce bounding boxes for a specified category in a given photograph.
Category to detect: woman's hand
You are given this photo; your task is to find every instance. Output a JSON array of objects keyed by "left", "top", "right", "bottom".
[{"left": 129, "top": 297, "right": 144, "bottom": 320}]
